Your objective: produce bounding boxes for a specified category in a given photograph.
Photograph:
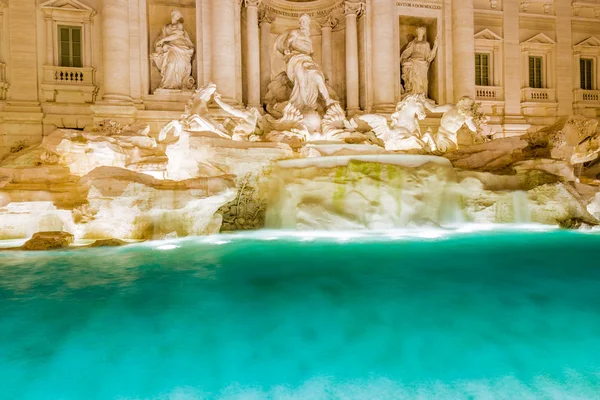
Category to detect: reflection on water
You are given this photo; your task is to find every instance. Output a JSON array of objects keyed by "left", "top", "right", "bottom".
[{"left": 1, "top": 229, "right": 600, "bottom": 399}]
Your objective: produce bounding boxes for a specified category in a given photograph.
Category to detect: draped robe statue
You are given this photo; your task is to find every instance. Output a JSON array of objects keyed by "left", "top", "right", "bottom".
[
  {"left": 151, "top": 9, "right": 195, "bottom": 91},
  {"left": 272, "top": 14, "right": 336, "bottom": 113},
  {"left": 400, "top": 26, "right": 438, "bottom": 97}
]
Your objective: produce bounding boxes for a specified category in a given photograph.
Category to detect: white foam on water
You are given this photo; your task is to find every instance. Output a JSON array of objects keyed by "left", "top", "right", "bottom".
[{"left": 122, "top": 373, "right": 600, "bottom": 400}]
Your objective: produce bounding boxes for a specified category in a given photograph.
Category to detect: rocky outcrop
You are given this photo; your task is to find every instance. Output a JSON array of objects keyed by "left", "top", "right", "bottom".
[
  {"left": 264, "top": 155, "right": 459, "bottom": 230},
  {"left": 0, "top": 128, "right": 293, "bottom": 241},
  {"left": 21, "top": 231, "right": 74, "bottom": 251}
]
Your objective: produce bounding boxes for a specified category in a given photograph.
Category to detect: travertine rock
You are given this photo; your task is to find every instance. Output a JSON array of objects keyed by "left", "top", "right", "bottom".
[
  {"left": 21, "top": 231, "right": 74, "bottom": 251},
  {"left": 89, "top": 238, "right": 127, "bottom": 247},
  {"left": 265, "top": 155, "right": 460, "bottom": 229}
]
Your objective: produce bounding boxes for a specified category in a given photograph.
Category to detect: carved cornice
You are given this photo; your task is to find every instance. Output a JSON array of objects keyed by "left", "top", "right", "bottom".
[
  {"left": 344, "top": 1, "right": 365, "bottom": 17},
  {"left": 317, "top": 13, "right": 339, "bottom": 29},
  {"left": 263, "top": 0, "right": 345, "bottom": 19}
]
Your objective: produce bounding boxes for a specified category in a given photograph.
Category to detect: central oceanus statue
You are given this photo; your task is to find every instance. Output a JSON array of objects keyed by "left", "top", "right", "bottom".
[{"left": 156, "top": 13, "right": 488, "bottom": 155}]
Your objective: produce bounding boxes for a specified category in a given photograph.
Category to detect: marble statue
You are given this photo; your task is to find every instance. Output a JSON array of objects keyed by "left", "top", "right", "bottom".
[
  {"left": 151, "top": 9, "right": 195, "bottom": 91},
  {"left": 160, "top": 83, "right": 263, "bottom": 143},
  {"left": 266, "top": 14, "right": 337, "bottom": 123},
  {"left": 356, "top": 94, "right": 430, "bottom": 152},
  {"left": 400, "top": 26, "right": 438, "bottom": 97},
  {"left": 423, "top": 96, "right": 484, "bottom": 153},
  {"left": 213, "top": 94, "right": 262, "bottom": 141}
]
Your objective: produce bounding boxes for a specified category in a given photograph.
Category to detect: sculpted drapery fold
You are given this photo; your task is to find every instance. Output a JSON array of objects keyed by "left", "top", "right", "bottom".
[{"left": 151, "top": 9, "right": 195, "bottom": 91}]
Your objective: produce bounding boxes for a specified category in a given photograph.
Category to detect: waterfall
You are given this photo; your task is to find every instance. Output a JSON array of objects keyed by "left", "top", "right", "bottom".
[
  {"left": 438, "top": 184, "right": 465, "bottom": 226},
  {"left": 512, "top": 191, "right": 531, "bottom": 223}
]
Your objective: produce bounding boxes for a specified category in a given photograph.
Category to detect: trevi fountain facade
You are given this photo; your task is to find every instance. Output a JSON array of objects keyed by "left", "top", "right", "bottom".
[{"left": 0, "top": 0, "right": 600, "bottom": 244}]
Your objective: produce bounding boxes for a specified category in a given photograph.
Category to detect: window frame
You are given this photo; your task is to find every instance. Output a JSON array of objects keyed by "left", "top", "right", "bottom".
[
  {"left": 41, "top": 1, "right": 95, "bottom": 68},
  {"left": 58, "top": 25, "right": 83, "bottom": 68},
  {"left": 580, "top": 58, "right": 594, "bottom": 90},
  {"left": 475, "top": 52, "right": 491, "bottom": 87},
  {"left": 528, "top": 56, "right": 543, "bottom": 89}
]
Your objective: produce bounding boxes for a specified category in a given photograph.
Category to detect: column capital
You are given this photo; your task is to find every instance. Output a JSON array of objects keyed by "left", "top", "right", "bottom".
[
  {"left": 242, "top": 0, "right": 262, "bottom": 8},
  {"left": 0, "top": 0, "right": 7, "bottom": 10},
  {"left": 259, "top": 7, "right": 275, "bottom": 24},
  {"left": 317, "top": 13, "right": 338, "bottom": 30},
  {"left": 344, "top": 1, "right": 365, "bottom": 17}
]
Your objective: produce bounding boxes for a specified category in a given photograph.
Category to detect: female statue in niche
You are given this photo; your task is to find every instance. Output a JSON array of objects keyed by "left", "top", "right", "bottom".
[
  {"left": 273, "top": 13, "right": 336, "bottom": 113},
  {"left": 400, "top": 26, "right": 438, "bottom": 97},
  {"left": 151, "top": 9, "right": 195, "bottom": 91}
]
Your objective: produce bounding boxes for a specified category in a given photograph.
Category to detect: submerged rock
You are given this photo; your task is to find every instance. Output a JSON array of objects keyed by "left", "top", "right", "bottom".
[
  {"left": 89, "top": 238, "right": 128, "bottom": 247},
  {"left": 21, "top": 231, "right": 74, "bottom": 251}
]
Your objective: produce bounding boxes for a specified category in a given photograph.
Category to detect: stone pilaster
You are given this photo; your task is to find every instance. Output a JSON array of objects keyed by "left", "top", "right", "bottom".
[
  {"left": 243, "top": 0, "right": 261, "bottom": 108},
  {"left": 451, "top": 0, "right": 475, "bottom": 101},
  {"left": 502, "top": 0, "right": 528, "bottom": 135},
  {"left": 212, "top": 0, "right": 239, "bottom": 104},
  {"left": 555, "top": 1, "right": 573, "bottom": 116},
  {"left": 259, "top": 8, "right": 275, "bottom": 103},
  {"left": 371, "top": 0, "right": 396, "bottom": 112},
  {"left": 318, "top": 13, "right": 338, "bottom": 84},
  {"left": 344, "top": 1, "right": 363, "bottom": 115},
  {"left": 0, "top": 0, "right": 43, "bottom": 154}
]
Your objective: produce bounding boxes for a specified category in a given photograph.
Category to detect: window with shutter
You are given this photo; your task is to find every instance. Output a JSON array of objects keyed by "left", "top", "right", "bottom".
[
  {"left": 475, "top": 53, "right": 490, "bottom": 86},
  {"left": 58, "top": 26, "right": 83, "bottom": 68},
  {"left": 580, "top": 59, "right": 593, "bottom": 90},
  {"left": 528, "top": 56, "right": 543, "bottom": 89}
]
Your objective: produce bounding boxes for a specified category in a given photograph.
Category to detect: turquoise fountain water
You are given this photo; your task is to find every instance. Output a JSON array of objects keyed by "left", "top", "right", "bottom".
[{"left": 2, "top": 229, "right": 600, "bottom": 399}]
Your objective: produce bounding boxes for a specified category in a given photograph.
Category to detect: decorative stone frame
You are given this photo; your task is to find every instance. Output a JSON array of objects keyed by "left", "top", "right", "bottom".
[
  {"left": 474, "top": 29, "right": 503, "bottom": 103},
  {"left": 520, "top": 33, "right": 556, "bottom": 103},
  {"left": 40, "top": 0, "right": 98, "bottom": 103},
  {"left": 41, "top": 0, "right": 95, "bottom": 67},
  {"left": 573, "top": 36, "right": 600, "bottom": 114}
]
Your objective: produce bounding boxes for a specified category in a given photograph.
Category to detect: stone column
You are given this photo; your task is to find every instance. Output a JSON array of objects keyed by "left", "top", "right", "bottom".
[
  {"left": 371, "top": 0, "right": 396, "bottom": 112},
  {"left": 101, "top": 0, "right": 132, "bottom": 103},
  {"left": 555, "top": 1, "right": 573, "bottom": 115},
  {"left": 259, "top": 8, "right": 274, "bottom": 102},
  {"left": 212, "top": 0, "right": 238, "bottom": 103},
  {"left": 344, "top": 1, "right": 363, "bottom": 115},
  {"left": 451, "top": 0, "right": 476, "bottom": 102},
  {"left": 318, "top": 14, "right": 337, "bottom": 84},
  {"left": 243, "top": 0, "right": 261, "bottom": 108}
]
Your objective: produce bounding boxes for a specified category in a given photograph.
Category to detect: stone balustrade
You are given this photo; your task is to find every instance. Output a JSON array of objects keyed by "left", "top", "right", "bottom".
[
  {"left": 574, "top": 89, "right": 600, "bottom": 103},
  {"left": 521, "top": 88, "right": 556, "bottom": 103},
  {"left": 41, "top": 66, "right": 98, "bottom": 103},
  {"left": 475, "top": 86, "right": 502, "bottom": 101}
]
